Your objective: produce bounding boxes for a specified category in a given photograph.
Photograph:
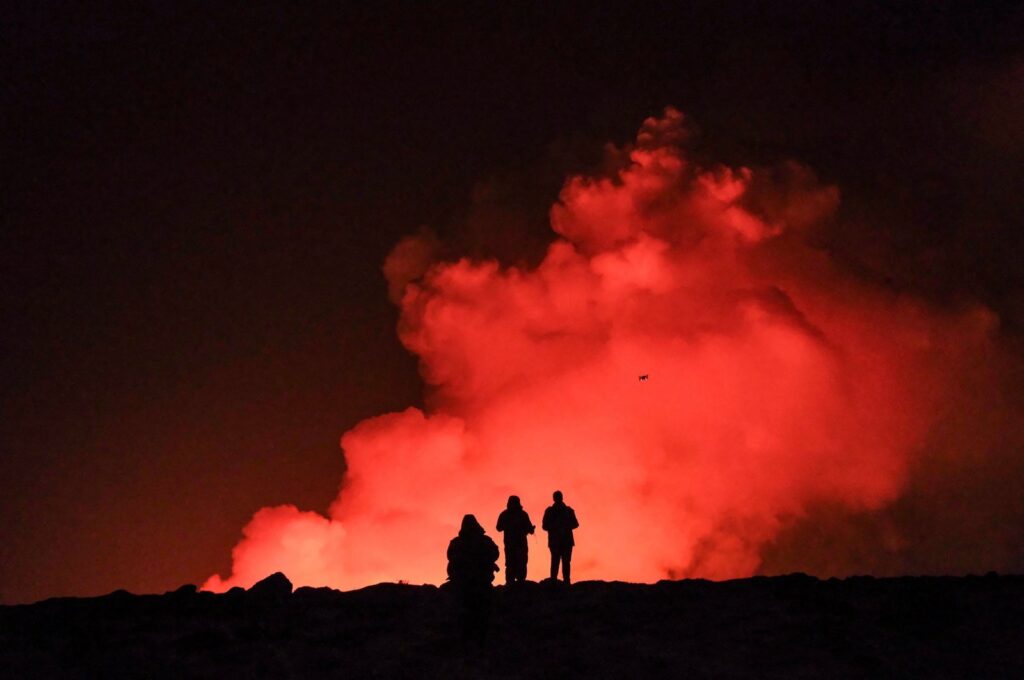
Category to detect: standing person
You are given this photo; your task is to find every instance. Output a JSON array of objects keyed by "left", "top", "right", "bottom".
[
  {"left": 446, "top": 514, "right": 500, "bottom": 648},
  {"left": 496, "top": 495, "right": 535, "bottom": 584},
  {"left": 542, "top": 490, "right": 579, "bottom": 584}
]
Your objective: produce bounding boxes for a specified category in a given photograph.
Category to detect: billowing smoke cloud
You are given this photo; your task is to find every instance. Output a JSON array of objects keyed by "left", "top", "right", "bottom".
[{"left": 205, "top": 108, "right": 1005, "bottom": 591}]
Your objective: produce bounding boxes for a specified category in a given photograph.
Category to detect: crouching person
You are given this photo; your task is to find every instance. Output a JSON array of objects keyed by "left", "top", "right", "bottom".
[{"left": 446, "top": 514, "right": 500, "bottom": 648}]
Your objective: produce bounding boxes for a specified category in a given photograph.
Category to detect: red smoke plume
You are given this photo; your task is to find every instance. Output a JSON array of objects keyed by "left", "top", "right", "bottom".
[{"left": 204, "top": 108, "right": 998, "bottom": 591}]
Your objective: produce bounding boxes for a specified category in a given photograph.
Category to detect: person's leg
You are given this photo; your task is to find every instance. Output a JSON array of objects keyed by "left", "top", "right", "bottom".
[
  {"left": 562, "top": 546, "right": 573, "bottom": 584},
  {"left": 506, "top": 546, "right": 522, "bottom": 583},
  {"left": 516, "top": 548, "right": 528, "bottom": 582},
  {"left": 550, "top": 547, "right": 559, "bottom": 580},
  {"left": 504, "top": 545, "right": 515, "bottom": 584}
]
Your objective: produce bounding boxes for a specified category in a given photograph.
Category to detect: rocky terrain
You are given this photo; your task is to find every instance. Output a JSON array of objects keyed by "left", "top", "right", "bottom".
[{"left": 3, "top": 573, "right": 1023, "bottom": 678}]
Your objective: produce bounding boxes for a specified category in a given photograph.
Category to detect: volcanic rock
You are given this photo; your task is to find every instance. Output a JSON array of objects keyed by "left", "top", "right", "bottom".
[
  {"left": 247, "top": 571, "right": 292, "bottom": 600},
  {"left": 2, "top": 575, "right": 1023, "bottom": 678}
]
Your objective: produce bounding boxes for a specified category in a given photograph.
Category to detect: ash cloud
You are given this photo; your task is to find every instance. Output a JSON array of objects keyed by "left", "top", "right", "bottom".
[{"left": 206, "top": 108, "right": 1021, "bottom": 590}]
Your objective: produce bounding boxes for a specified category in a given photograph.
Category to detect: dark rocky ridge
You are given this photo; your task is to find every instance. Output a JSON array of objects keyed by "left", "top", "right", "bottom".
[{"left": 3, "top": 573, "right": 1023, "bottom": 678}]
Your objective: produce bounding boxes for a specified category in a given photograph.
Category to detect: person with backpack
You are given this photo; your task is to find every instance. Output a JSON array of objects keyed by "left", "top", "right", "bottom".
[{"left": 446, "top": 514, "right": 500, "bottom": 647}]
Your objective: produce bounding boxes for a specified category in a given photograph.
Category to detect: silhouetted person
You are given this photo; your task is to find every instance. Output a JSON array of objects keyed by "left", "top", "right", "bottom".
[
  {"left": 446, "top": 514, "right": 499, "bottom": 648},
  {"left": 496, "top": 495, "right": 535, "bottom": 584},
  {"left": 542, "top": 490, "right": 579, "bottom": 584}
]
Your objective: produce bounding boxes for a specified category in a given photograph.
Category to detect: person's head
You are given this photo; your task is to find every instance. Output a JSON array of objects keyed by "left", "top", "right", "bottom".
[
  {"left": 460, "top": 514, "right": 483, "bottom": 535},
  {"left": 507, "top": 495, "right": 521, "bottom": 510},
  {"left": 553, "top": 490, "right": 563, "bottom": 503}
]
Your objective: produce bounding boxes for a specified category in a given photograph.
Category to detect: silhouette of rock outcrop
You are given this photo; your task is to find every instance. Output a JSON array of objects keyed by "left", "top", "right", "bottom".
[
  {"left": 2, "top": 575, "right": 1023, "bottom": 678},
  {"left": 247, "top": 571, "right": 292, "bottom": 600},
  {"left": 167, "top": 583, "right": 197, "bottom": 597}
]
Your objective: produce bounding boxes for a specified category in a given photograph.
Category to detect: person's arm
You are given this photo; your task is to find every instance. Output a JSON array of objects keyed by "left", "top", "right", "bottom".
[
  {"left": 542, "top": 508, "right": 551, "bottom": 531},
  {"left": 569, "top": 509, "right": 579, "bottom": 530},
  {"left": 446, "top": 539, "right": 460, "bottom": 580},
  {"left": 496, "top": 511, "right": 505, "bottom": 532}
]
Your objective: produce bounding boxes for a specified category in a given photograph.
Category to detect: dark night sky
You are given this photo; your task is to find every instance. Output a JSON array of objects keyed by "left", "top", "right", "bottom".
[{"left": 4, "top": 1, "right": 1023, "bottom": 603}]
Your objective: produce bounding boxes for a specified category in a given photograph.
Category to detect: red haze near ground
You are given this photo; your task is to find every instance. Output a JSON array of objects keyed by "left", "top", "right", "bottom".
[{"left": 205, "top": 109, "right": 1000, "bottom": 591}]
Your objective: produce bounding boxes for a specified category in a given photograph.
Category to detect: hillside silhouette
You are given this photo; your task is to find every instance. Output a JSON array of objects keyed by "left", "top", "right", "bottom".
[{"left": 3, "top": 573, "right": 1023, "bottom": 678}]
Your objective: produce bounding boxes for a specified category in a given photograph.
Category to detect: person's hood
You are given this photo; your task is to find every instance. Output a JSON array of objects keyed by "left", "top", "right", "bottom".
[{"left": 459, "top": 514, "right": 485, "bottom": 536}]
